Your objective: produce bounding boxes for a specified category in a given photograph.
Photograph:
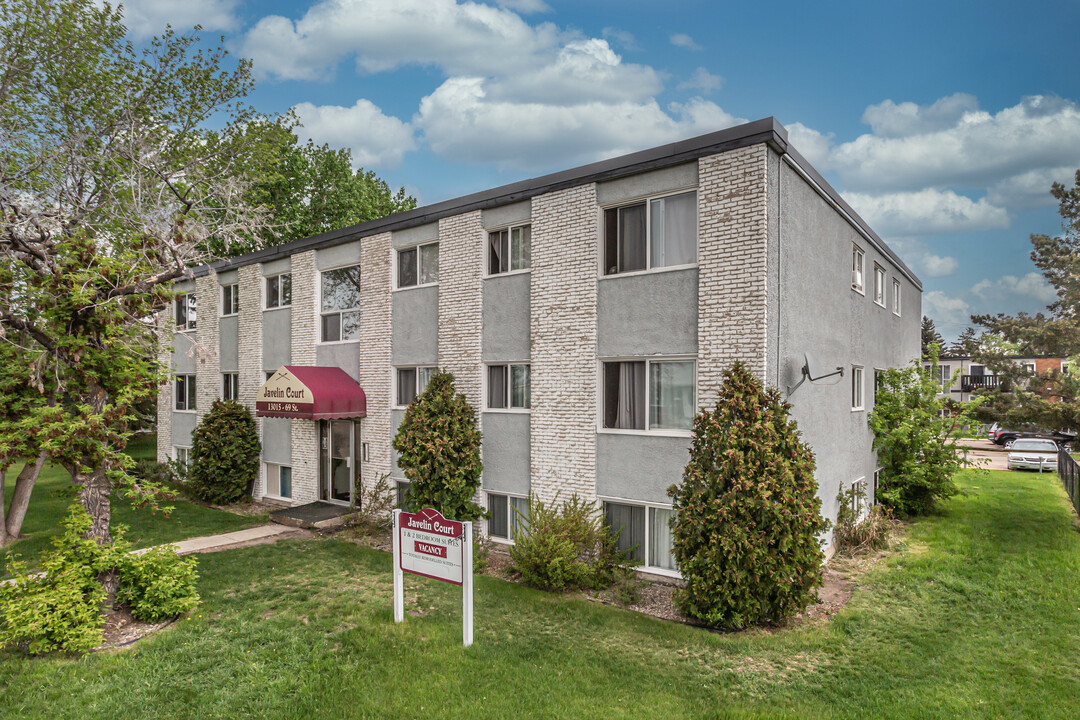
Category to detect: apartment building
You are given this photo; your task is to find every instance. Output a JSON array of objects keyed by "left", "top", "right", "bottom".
[{"left": 158, "top": 118, "right": 921, "bottom": 574}]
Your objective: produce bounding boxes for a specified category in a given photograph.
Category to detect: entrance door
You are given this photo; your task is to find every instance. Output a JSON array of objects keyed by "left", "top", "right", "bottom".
[{"left": 319, "top": 420, "right": 357, "bottom": 503}]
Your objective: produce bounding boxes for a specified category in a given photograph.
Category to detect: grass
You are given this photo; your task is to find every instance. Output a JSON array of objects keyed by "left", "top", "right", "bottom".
[
  {"left": 2, "top": 435, "right": 265, "bottom": 571},
  {"left": 1, "top": 468, "right": 1079, "bottom": 719}
]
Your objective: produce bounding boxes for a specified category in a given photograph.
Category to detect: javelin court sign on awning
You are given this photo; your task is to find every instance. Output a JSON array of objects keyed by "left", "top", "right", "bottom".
[{"left": 392, "top": 507, "right": 474, "bottom": 647}]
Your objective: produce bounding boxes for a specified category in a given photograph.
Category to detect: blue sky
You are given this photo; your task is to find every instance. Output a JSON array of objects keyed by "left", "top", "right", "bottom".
[{"left": 118, "top": 0, "right": 1080, "bottom": 341}]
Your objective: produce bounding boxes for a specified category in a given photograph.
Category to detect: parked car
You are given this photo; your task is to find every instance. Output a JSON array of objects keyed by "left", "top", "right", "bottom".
[
  {"left": 1007, "top": 438, "right": 1059, "bottom": 472},
  {"left": 986, "top": 422, "right": 1000, "bottom": 441}
]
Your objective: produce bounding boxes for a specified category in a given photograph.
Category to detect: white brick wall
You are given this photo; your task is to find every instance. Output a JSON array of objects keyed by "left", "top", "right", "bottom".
[
  {"left": 288, "top": 251, "right": 318, "bottom": 501},
  {"left": 194, "top": 273, "right": 220, "bottom": 424},
  {"left": 437, "top": 211, "right": 484, "bottom": 404},
  {"left": 156, "top": 310, "right": 173, "bottom": 463},
  {"left": 697, "top": 145, "right": 770, "bottom": 401},
  {"left": 529, "top": 184, "right": 599, "bottom": 506},
  {"left": 290, "top": 419, "right": 319, "bottom": 504},
  {"left": 237, "top": 264, "right": 265, "bottom": 498},
  {"left": 357, "top": 232, "right": 393, "bottom": 493}
]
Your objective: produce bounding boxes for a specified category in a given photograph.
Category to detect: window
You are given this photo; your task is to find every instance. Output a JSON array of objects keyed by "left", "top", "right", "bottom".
[
  {"left": 396, "top": 480, "right": 411, "bottom": 508},
  {"left": 174, "top": 446, "right": 190, "bottom": 468},
  {"left": 266, "top": 273, "right": 292, "bottom": 309},
  {"left": 852, "top": 245, "right": 865, "bottom": 292},
  {"left": 395, "top": 366, "right": 437, "bottom": 407},
  {"left": 397, "top": 242, "right": 439, "bottom": 288},
  {"left": 1022, "top": 362, "right": 1036, "bottom": 376},
  {"left": 175, "top": 374, "right": 196, "bottom": 411},
  {"left": 873, "top": 264, "right": 886, "bottom": 306},
  {"left": 851, "top": 366, "right": 864, "bottom": 410},
  {"left": 266, "top": 463, "right": 292, "bottom": 499},
  {"left": 321, "top": 264, "right": 363, "bottom": 342},
  {"left": 487, "top": 364, "right": 530, "bottom": 410},
  {"left": 873, "top": 469, "right": 881, "bottom": 505},
  {"left": 222, "top": 372, "right": 239, "bottom": 401},
  {"left": 602, "top": 359, "right": 695, "bottom": 431},
  {"left": 175, "top": 293, "right": 196, "bottom": 330},
  {"left": 603, "top": 501, "right": 677, "bottom": 573},
  {"left": 850, "top": 478, "right": 866, "bottom": 516},
  {"left": 488, "top": 224, "right": 531, "bottom": 275},
  {"left": 892, "top": 279, "right": 902, "bottom": 315},
  {"left": 1062, "top": 361, "right": 1072, "bottom": 375},
  {"left": 221, "top": 284, "right": 239, "bottom": 316},
  {"left": 604, "top": 190, "right": 697, "bottom": 276},
  {"left": 486, "top": 493, "right": 530, "bottom": 541}
]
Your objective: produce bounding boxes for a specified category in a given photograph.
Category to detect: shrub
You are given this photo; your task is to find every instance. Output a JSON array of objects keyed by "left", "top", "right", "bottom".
[
  {"left": 669, "top": 361, "right": 828, "bottom": 629},
  {"left": 187, "top": 400, "right": 261, "bottom": 504},
  {"left": 833, "top": 487, "right": 893, "bottom": 556},
  {"left": 509, "top": 493, "right": 631, "bottom": 592},
  {"left": 115, "top": 547, "right": 199, "bottom": 622},
  {"left": 392, "top": 372, "right": 484, "bottom": 521}
]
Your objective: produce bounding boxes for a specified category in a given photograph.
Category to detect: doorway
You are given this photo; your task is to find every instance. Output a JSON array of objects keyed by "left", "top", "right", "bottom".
[{"left": 319, "top": 419, "right": 359, "bottom": 504}]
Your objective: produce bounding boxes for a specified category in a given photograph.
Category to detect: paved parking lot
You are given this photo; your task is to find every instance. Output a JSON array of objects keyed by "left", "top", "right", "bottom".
[{"left": 958, "top": 438, "right": 1059, "bottom": 473}]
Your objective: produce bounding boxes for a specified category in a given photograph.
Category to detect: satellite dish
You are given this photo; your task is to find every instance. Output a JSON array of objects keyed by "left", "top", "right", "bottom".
[{"left": 787, "top": 352, "right": 844, "bottom": 397}]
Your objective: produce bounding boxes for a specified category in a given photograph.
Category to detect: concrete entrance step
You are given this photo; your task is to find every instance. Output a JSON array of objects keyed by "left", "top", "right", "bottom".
[{"left": 269, "top": 501, "right": 358, "bottom": 529}]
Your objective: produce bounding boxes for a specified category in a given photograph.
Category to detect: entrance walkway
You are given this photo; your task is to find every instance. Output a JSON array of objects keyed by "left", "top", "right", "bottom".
[{"left": 140, "top": 524, "right": 307, "bottom": 556}]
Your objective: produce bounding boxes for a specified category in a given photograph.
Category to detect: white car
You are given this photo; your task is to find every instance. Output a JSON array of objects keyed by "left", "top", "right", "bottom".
[{"left": 1007, "top": 439, "right": 1059, "bottom": 472}]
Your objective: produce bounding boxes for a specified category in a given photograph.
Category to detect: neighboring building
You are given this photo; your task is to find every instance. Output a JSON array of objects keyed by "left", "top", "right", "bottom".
[
  {"left": 157, "top": 118, "right": 921, "bottom": 574},
  {"left": 932, "top": 355, "right": 1072, "bottom": 403}
]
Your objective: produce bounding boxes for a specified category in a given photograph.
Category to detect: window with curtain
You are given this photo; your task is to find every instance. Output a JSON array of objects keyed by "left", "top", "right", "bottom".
[
  {"left": 397, "top": 242, "right": 439, "bottom": 287},
  {"left": 874, "top": 264, "right": 886, "bottom": 306},
  {"left": 488, "top": 224, "right": 531, "bottom": 275},
  {"left": 603, "top": 361, "right": 645, "bottom": 429},
  {"left": 604, "top": 190, "right": 696, "bottom": 276},
  {"left": 605, "top": 359, "right": 694, "bottom": 431},
  {"left": 648, "top": 507, "right": 677, "bottom": 571},
  {"left": 851, "top": 245, "right": 864, "bottom": 291},
  {"left": 175, "top": 375, "right": 196, "bottom": 411},
  {"left": 321, "top": 264, "right": 363, "bottom": 341},
  {"left": 487, "top": 364, "right": 530, "bottom": 409},
  {"left": 175, "top": 293, "right": 196, "bottom": 330},
  {"left": 396, "top": 366, "right": 437, "bottom": 406},
  {"left": 266, "top": 273, "right": 292, "bottom": 308},
  {"left": 603, "top": 502, "right": 645, "bottom": 563},
  {"left": 649, "top": 361, "right": 695, "bottom": 430},
  {"left": 221, "top": 284, "right": 238, "bottom": 316}
]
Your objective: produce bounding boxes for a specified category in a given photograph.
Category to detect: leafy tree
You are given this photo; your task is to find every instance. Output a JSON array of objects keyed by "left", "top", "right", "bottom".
[
  {"left": 186, "top": 400, "right": 261, "bottom": 504},
  {"left": 921, "top": 316, "right": 945, "bottom": 358},
  {"left": 0, "top": 0, "right": 271, "bottom": 578},
  {"left": 869, "top": 351, "right": 977, "bottom": 516},
  {"left": 950, "top": 327, "right": 981, "bottom": 357},
  {"left": 392, "top": 372, "right": 484, "bottom": 521},
  {"left": 668, "top": 361, "right": 827, "bottom": 629}
]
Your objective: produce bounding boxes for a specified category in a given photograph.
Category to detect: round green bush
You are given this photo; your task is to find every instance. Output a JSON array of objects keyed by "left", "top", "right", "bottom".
[
  {"left": 669, "top": 361, "right": 828, "bottom": 629},
  {"left": 187, "top": 400, "right": 260, "bottom": 504}
]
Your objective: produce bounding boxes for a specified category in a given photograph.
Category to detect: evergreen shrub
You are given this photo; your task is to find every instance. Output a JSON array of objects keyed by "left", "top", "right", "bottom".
[{"left": 187, "top": 400, "right": 260, "bottom": 504}]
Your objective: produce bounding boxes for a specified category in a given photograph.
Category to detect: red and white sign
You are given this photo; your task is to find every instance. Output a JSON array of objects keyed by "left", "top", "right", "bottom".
[{"left": 397, "top": 508, "right": 465, "bottom": 585}]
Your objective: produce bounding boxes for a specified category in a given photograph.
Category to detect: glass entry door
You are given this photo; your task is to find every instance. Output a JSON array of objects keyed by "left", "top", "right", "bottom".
[{"left": 319, "top": 420, "right": 356, "bottom": 503}]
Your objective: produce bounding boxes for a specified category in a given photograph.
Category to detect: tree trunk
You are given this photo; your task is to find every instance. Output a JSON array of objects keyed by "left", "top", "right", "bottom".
[
  {"left": 0, "top": 467, "right": 7, "bottom": 548},
  {"left": 4, "top": 451, "right": 46, "bottom": 542},
  {"left": 76, "top": 465, "right": 119, "bottom": 596}
]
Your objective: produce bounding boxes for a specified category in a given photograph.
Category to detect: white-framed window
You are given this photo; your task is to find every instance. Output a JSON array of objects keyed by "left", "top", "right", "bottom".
[
  {"left": 603, "top": 190, "right": 697, "bottom": 276},
  {"left": 221, "top": 284, "right": 239, "bottom": 317},
  {"left": 395, "top": 366, "right": 437, "bottom": 407},
  {"left": 872, "top": 469, "right": 881, "bottom": 505},
  {"left": 850, "top": 478, "right": 866, "bottom": 516},
  {"left": 1022, "top": 362, "right": 1036, "bottom": 376},
  {"left": 265, "top": 463, "right": 292, "bottom": 499},
  {"left": 892, "top": 278, "right": 901, "bottom": 316},
  {"left": 851, "top": 365, "right": 864, "bottom": 411},
  {"left": 265, "top": 273, "right": 292, "bottom": 309},
  {"left": 486, "top": 493, "right": 530, "bottom": 542},
  {"left": 851, "top": 244, "right": 865, "bottom": 293},
  {"left": 321, "top": 264, "right": 362, "bottom": 342},
  {"left": 602, "top": 500, "right": 678, "bottom": 574},
  {"left": 601, "top": 358, "right": 696, "bottom": 433},
  {"left": 175, "top": 374, "right": 196, "bottom": 411},
  {"left": 175, "top": 292, "right": 196, "bottom": 331},
  {"left": 1062, "top": 361, "right": 1072, "bottom": 375},
  {"left": 486, "top": 363, "right": 530, "bottom": 410},
  {"left": 397, "top": 242, "right": 439, "bottom": 288},
  {"left": 488, "top": 224, "right": 531, "bottom": 276},
  {"left": 222, "top": 372, "right": 239, "bottom": 401},
  {"left": 173, "top": 446, "right": 191, "bottom": 468},
  {"left": 873, "top": 264, "right": 886, "bottom": 306}
]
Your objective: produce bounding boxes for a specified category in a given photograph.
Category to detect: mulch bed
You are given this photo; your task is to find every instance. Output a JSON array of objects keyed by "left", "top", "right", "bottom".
[{"left": 94, "top": 607, "right": 180, "bottom": 651}]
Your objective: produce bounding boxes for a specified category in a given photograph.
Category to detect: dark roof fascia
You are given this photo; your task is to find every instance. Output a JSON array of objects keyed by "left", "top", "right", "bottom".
[
  {"left": 190, "top": 116, "right": 916, "bottom": 290},
  {"left": 938, "top": 355, "right": 1066, "bottom": 361}
]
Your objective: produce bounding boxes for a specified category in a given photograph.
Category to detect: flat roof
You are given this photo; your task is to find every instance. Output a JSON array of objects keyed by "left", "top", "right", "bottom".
[{"left": 191, "top": 117, "right": 921, "bottom": 289}]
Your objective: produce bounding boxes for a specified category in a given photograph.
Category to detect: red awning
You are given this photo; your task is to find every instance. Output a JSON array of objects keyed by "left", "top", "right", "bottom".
[{"left": 256, "top": 365, "right": 367, "bottom": 420}]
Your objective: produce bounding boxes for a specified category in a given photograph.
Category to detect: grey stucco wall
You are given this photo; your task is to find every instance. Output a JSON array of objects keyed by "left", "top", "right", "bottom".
[
  {"left": 262, "top": 308, "right": 291, "bottom": 371},
  {"left": 316, "top": 343, "right": 361, "bottom": 380},
  {"left": 392, "top": 287, "right": 439, "bottom": 365},
  {"left": 172, "top": 411, "right": 196, "bottom": 447},
  {"left": 482, "top": 273, "right": 530, "bottom": 361},
  {"left": 597, "top": 268, "right": 698, "bottom": 357},
  {"left": 481, "top": 413, "right": 530, "bottom": 494},
  {"left": 773, "top": 152, "right": 921, "bottom": 531},
  {"left": 391, "top": 222, "right": 438, "bottom": 249},
  {"left": 262, "top": 417, "right": 292, "bottom": 465},
  {"left": 482, "top": 201, "right": 531, "bottom": 229},
  {"left": 262, "top": 257, "right": 290, "bottom": 277},
  {"left": 216, "top": 269, "right": 238, "bottom": 285},
  {"left": 596, "top": 162, "right": 698, "bottom": 206},
  {"left": 316, "top": 240, "right": 362, "bottom": 270},
  {"left": 171, "top": 332, "right": 197, "bottom": 374},
  {"left": 595, "top": 434, "right": 691, "bottom": 505},
  {"left": 219, "top": 316, "right": 239, "bottom": 372}
]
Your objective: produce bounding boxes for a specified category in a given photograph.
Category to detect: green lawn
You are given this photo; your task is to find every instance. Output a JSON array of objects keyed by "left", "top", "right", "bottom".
[
  {"left": 2, "top": 435, "right": 265, "bottom": 570},
  {"left": 2, "top": 468, "right": 1078, "bottom": 719}
]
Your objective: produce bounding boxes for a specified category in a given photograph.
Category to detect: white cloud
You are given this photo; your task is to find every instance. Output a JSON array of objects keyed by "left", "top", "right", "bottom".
[
  {"left": 921, "top": 254, "right": 959, "bottom": 278},
  {"left": 887, "top": 238, "right": 959, "bottom": 278},
  {"left": 601, "top": 27, "right": 639, "bottom": 51},
  {"left": 293, "top": 100, "right": 417, "bottom": 168},
  {"left": 494, "top": 0, "right": 551, "bottom": 13},
  {"left": 677, "top": 67, "right": 722, "bottom": 94},
  {"left": 860, "top": 93, "right": 979, "bottom": 138},
  {"left": 414, "top": 77, "right": 743, "bottom": 169},
  {"left": 987, "top": 166, "right": 1076, "bottom": 209},
  {"left": 785, "top": 122, "right": 834, "bottom": 168},
  {"left": 924, "top": 290, "right": 971, "bottom": 329},
  {"left": 669, "top": 33, "right": 700, "bottom": 50},
  {"left": 845, "top": 189, "right": 1010, "bottom": 237},
  {"left": 107, "top": 0, "right": 239, "bottom": 38},
  {"left": 971, "top": 272, "right": 1058, "bottom": 304}
]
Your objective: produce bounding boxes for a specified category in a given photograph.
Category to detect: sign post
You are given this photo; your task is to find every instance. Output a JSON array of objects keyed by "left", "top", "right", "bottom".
[{"left": 392, "top": 508, "right": 474, "bottom": 647}]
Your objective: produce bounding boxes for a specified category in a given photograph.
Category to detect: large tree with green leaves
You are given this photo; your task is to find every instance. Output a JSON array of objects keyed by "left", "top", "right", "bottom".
[{"left": 0, "top": 0, "right": 274, "bottom": 564}]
